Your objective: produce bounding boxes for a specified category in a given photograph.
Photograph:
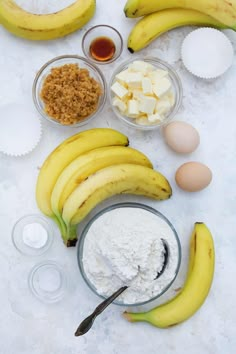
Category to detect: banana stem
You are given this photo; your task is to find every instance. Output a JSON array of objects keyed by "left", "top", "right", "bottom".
[
  {"left": 65, "top": 224, "right": 77, "bottom": 247},
  {"left": 123, "top": 311, "right": 147, "bottom": 322},
  {"left": 51, "top": 215, "right": 77, "bottom": 247}
]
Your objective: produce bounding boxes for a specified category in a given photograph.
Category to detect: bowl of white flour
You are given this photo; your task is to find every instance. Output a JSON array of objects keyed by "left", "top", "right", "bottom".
[{"left": 77, "top": 202, "right": 181, "bottom": 306}]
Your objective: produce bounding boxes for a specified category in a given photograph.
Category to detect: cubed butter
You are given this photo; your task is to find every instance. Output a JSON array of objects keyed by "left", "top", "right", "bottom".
[
  {"left": 153, "top": 77, "right": 171, "bottom": 98},
  {"left": 148, "top": 69, "right": 169, "bottom": 83},
  {"left": 128, "top": 60, "right": 154, "bottom": 74},
  {"left": 125, "top": 72, "right": 143, "bottom": 89},
  {"left": 155, "top": 98, "right": 172, "bottom": 115},
  {"left": 139, "top": 96, "right": 157, "bottom": 115},
  {"left": 142, "top": 77, "right": 153, "bottom": 94},
  {"left": 127, "top": 99, "right": 139, "bottom": 117},
  {"left": 166, "top": 92, "right": 175, "bottom": 106},
  {"left": 111, "top": 81, "right": 129, "bottom": 99},
  {"left": 148, "top": 112, "right": 163, "bottom": 123},
  {"left": 135, "top": 116, "right": 150, "bottom": 126},
  {"left": 132, "top": 89, "right": 143, "bottom": 100},
  {"left": 115, "top": 69, "right": 130, "bottom": 85},
  {"left": 113, "top": 97, "right": 127, "bottom": 113}
]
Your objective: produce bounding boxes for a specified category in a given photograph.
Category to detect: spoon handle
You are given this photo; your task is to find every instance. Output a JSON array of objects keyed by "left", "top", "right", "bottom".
[
  {"left": 75, "top": 286, "right": 128, "bottom": 337},
  {"left": 94, "top": 286, "right": 128, "bottom": 315}
]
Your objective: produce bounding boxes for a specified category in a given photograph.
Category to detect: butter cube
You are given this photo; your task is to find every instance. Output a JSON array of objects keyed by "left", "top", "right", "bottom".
[
  {"left": 166, "top": 92, "right": 175, "bottom": 106},
  {"left": 139, "top": 96, "right": 157, "bottom": 115},
  {"left": 132, "top": 89, "right": 143, "bottom": 100},
  {"left": 135, "top": 116, "right": 150, "bottom": 126},
  {"left": 127, "top": 99, "right": 139, "bottom": 117},
  {"left": 148, "top": 112, "right": 163, "bottom": 123},
  {"left": 125, "top": 72, "right": 143, "bottom": 89},
  {"left": 111, "top": 81, "right": 129, "bottom": 99},
  {"left": 148, "top": 69, "right": 169, "bottom": 83},
  {"left": 113, "top": 97, "right": 127, "bottom": 113},
  {"left": 155, "top": 98, "right": 172, "bottom": 115},
  {"left": 153, "top": 77, "right": 171, "bottom": 98},
  {"left": 129, "top": 60, "right": 154, "bottom": 74},
  {"left": 115, "top": 69, "right": 130, "bottom": 85},
  {"left": 142, "top": 77, "right": 153, "bottom": 94}
]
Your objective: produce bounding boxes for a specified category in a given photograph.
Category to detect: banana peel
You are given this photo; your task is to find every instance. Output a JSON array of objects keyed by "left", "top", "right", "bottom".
[
  {"left": 62, "top": 164, "right": 172, "bottom": 246},
  {"left": 124, "top": 0, "right": 236, "bottom": 28},
  {"left": 124, "top": 223, "right": 215, "bottom": 328},
  {"left": 127, "top": 8, "right": 228, "bottom": 52},
  {"left": 0, "top": 0, "right": 96, "bottom": 40}
]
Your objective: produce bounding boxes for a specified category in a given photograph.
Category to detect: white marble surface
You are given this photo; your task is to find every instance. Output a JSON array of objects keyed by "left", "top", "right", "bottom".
[{"left": 0, "top": 1, "right": 236, "bottom": 353}]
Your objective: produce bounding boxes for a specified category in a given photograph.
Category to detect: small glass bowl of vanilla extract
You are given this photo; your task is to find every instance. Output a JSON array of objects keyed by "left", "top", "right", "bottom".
[{"left": 82, "top": 25, "right": 123, "bottom": 64}]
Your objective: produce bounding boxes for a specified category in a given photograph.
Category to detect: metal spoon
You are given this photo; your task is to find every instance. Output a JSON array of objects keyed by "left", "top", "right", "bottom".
[
  {"left": 75, "top": 286, "right": 128, "bottom": 336},
  {"left": 75, "top": 239, "right": 169, "bottom": 337}
]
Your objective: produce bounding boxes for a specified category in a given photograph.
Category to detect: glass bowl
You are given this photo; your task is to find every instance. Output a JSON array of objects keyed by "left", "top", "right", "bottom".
[
  {"left": 77, "top": 202, "right": 181, "bottom": 307},
  {"left": 108, "top": 57, "right": 183, "bottom": 130},
  {"left": 33, "top": 55, "right": 107, "bottom": 127},
  {"left": 82, "top": 25, "right": 123, "bottom": 65},
  {"left": 28, "top": 261, "right": 68, "bottom": 303},
  {"left": 12, "top": 214, "right": 54, "bottom": 256}
]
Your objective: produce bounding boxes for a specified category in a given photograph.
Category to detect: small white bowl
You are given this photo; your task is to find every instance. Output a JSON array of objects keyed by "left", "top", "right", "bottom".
[{"left": 181, "top": 28, "right": 234, "bottom": 79}]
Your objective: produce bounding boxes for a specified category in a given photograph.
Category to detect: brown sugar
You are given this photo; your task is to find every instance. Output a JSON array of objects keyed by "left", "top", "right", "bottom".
[{"left": 40, "top": 63, "right": 102, "bottom": 125}]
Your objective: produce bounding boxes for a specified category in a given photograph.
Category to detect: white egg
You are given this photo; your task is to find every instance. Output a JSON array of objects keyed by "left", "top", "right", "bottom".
[{"left": 164, "top": 121, "right": 200, "bottom": 154}]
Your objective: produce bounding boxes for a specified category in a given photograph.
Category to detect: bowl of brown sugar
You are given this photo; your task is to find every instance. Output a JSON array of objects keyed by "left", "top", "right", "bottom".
[{"left": 33, "top": 55, "right": 106, "bottom": 127}]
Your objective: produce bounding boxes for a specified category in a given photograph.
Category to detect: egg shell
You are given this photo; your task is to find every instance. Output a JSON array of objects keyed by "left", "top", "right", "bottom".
[
  {"left": 164, "top": 121, "right": 200, "bottom": 154},
  {"left": 175, "top": 162, "right": 212, "bottom": 192}
]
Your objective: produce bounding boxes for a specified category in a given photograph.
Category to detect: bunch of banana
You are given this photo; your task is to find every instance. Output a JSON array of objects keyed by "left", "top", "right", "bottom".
[
  {"left": 124, "top": 0, "right": 235, "bottom": 52},
  {"left": 36, "top": 128, "right": 172, "bottom": 247},
  {"left": 0, "top": 0, "right": 96, "bottom": 40},
  {"left": 124, "top": 222, "right": 215, "bottom": 328}
]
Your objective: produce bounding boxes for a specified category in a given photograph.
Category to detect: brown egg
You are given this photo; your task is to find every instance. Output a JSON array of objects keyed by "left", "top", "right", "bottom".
[
  {"left": 175, "top": 162, "right": 212, "bottom": 192},
  {"left": 164, "top": 121, "right": 200, "bottom": 154}
]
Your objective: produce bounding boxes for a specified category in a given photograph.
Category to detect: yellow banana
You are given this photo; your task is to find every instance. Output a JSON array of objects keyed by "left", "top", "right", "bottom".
[
  {"left": 124, "top": 0, "right": 236, "bottom": 28},
  {"left": 51, "top": 146, "right": 153, "bottom": 234},
  {"left": 128, "top": 8, "right": 227, "bottom": 52},
  {"left": 36, "top": 129, "right": 129, "bottom": 221},
  {"left": 62, "top": 164, "right": 172, "bottom": 243},
  {"left": 124, "top": 222, "right": 215, "bottom": 328},
  {"left": 0, "top": 0, "right": 95, "bottom": 40}
]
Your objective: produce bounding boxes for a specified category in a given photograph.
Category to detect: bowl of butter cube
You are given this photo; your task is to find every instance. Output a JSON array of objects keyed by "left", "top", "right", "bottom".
[{"left": 109, "top": 57, "right": 183, "bottom": 130}]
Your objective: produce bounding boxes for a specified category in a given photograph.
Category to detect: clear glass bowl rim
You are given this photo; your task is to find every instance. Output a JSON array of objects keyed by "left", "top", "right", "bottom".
[
  {"left": 108, "top": 56, "right": 183, "bottom": 130},
  {"left": 11, "top": 214, "right": 54, "bottom": 256},
  {"left": 82, "top": 24, "right": 124, "bottom": 65},
  {"left": 77, "top": 202, "right": 182, "bottom": 307},
  {"left": 32, "top": 54, "right": 107, "bottom": 127},
  {"left": 28, "top": 260, "right": 67, "bottom": 303}
]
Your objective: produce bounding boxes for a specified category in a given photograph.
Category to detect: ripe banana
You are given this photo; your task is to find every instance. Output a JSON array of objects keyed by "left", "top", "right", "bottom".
[
  {"left": 124, "top": 222, "right": 215, "bottom": 328},
  {"left": 0, "top": 0, "right": 95, "bottom": 40},
  {"left": 61, "top": 163, "right": 172, "bottom": 245},
  {"left": 124, "top": 0, "right": 236, "bottom": 28},
  {"left": 36, "top": 129, "right": 129, "bottom": 221},
  {"left": 51, "top": 146, "right": 153, "bottom": 235},
  {"left": 128, "top": 8, "right": 227, "bottom": 52}
]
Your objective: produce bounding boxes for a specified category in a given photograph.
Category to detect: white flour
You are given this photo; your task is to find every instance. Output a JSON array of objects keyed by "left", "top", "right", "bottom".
[{"left": 82, "top": 207, "right": 179, "bottom": 304}]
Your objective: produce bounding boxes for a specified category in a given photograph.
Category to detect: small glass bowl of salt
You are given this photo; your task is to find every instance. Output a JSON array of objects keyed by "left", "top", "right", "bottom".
[{"left": 12, "top": 214, "right": 54, "bottom": 256}]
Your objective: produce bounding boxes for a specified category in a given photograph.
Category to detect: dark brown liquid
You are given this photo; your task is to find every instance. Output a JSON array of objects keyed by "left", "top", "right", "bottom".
[{"left": 89, "top": 36, "right": 116, "bottom": 62}]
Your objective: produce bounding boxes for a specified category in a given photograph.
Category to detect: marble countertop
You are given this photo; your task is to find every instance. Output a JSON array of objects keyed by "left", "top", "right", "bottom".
[{"left": 0, "top": 1, "right": 235, "bottom": 353}]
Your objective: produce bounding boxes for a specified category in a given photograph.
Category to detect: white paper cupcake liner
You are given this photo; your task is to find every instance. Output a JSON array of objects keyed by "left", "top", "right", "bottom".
[
  {"left": 181, "top": 28, "right": 234, "bottom": 79},
  {"left": 0, "top": 104, "right": 42, "bottom": 157}
]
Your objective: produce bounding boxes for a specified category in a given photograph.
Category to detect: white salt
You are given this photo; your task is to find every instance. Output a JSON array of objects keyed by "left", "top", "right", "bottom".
[{"left": 23, "top": 223, "right": 48, "bottom": 249}]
